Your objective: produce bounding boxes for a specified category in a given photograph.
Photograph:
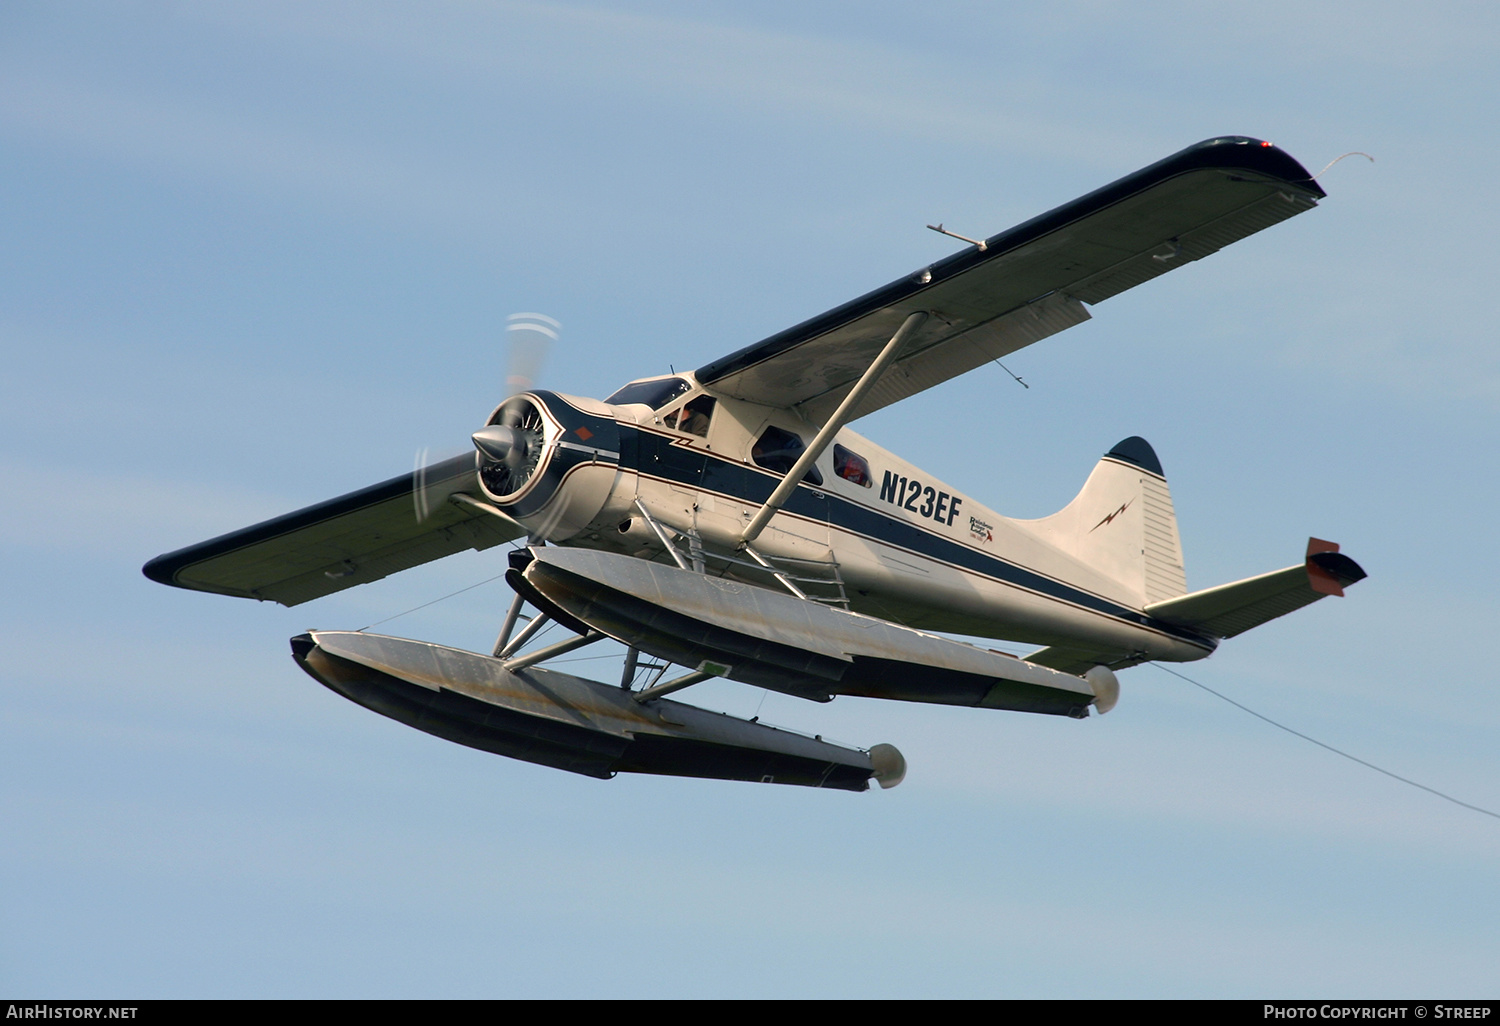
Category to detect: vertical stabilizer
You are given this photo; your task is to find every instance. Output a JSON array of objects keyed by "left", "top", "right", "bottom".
[{"left": 1023, "top": 437, "right": 1187, "bottom": 608}]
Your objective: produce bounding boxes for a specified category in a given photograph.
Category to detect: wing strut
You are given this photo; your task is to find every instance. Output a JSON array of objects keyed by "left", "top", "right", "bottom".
[{"left": 739, "top": 310, "right": 929, "bottom": 545}]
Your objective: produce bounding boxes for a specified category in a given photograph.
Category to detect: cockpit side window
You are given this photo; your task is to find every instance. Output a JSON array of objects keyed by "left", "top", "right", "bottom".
[
  {"left": 663, "top": 395, "right": 715, "bottom": 437},
  {"left": 604, "top": 376, "right": 693, "bottom": 410},
  {"left": 752, "top": 425, "right": 824, "bottom": 486}
]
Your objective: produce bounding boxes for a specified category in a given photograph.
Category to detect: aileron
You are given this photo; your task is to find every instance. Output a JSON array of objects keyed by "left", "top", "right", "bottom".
[
  {"left": 143, "top": 453, "right": 523, "bottom": 606},
  {"left": 697, "top": 136, "right": 1324, "bottom": 418}
]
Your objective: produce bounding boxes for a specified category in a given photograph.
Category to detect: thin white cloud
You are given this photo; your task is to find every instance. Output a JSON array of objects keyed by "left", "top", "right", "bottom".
[
  {"left": 0, "top": 65, "right": 526, "bottom": 239},
  {"left": 0, "top": 454, "right": 286, "bottom": 559},
  {"left": 188, "top": 0, "right": 1148, "bottom": 164}
]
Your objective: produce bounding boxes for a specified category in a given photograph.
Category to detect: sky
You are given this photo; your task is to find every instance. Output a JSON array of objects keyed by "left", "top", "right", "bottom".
[{"left": 3, "top": 0, "right": 1499, "bottom": 999}]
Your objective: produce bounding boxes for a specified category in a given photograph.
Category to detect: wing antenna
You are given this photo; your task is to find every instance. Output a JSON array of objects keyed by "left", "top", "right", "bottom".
[
  {"left": 926, "top": 223, "right": 988, "bottom": 251},
  {"left": 993, "top": 358, "right": 1029, "bottom": 389},
  {"left": 1310, "top": 151, "right": 1374, "bottom": 181}
]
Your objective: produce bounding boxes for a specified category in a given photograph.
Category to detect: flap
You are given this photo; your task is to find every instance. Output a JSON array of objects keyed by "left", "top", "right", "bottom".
[{"left": 696, "top": 137, "right": 1323, "bottom": 422}]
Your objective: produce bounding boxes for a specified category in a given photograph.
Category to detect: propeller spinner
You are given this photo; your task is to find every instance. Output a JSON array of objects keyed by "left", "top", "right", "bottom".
[
  {"left": 412, "top": 312, "right": 559, "bottom": 523},
  {"left": 474, "top": 395, "right": 548, "bottom": 498}
]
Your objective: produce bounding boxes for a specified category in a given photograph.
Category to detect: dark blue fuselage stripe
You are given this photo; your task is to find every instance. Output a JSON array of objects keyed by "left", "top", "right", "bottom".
[{"left": 621, "top": 424, "right": 1211, "bottom": 649}]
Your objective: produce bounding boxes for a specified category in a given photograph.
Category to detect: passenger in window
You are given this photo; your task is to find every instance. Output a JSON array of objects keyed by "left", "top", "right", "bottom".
[
  {"left": 753, "top": 425, "right": 823, "bottom": 485},
  {"left": 833, "top": 444, "right": 872, "bottom": 487}
]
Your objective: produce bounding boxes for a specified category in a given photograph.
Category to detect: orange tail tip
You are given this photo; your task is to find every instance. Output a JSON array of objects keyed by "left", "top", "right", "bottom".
[{"left": 1305, "top": 538, "right": 1366, "bottom": 597}]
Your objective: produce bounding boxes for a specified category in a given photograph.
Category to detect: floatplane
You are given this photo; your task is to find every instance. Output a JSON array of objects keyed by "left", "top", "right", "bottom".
[{"left": 145, "top": 137, "right": 1364, "bottom": 791}]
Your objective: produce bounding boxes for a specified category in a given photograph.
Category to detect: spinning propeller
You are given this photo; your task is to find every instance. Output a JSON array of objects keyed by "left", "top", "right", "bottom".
[
  {"left": 413, "top": 312, "right": 559, "bottom": 523},
  {"left": 473, "top": 395, "right": 547, "bottom": 497}
]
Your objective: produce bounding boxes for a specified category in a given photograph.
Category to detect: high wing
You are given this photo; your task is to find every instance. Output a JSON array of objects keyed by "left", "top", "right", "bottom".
[
  {"left": 143, "top": 454, "right": 524, "bottom": 606},
  {"left": 695, "top": 136, "right": 1324, "bottom": 421}
]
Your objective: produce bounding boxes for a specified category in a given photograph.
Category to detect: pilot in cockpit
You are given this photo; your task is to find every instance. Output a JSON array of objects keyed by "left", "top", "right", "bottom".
[{"left": 670, "top": 396, "right": 715, "bottom": 437}]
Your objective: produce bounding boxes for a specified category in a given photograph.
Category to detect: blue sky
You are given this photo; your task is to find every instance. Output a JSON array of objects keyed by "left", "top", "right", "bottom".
[{"left": 3, "top": 1, "right": 1499, "bottom": 997}]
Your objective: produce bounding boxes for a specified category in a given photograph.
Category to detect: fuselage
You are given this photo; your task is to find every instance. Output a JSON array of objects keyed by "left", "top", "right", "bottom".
[{"left": 476, "top": 375, "right": 1215, "bottom": 665}]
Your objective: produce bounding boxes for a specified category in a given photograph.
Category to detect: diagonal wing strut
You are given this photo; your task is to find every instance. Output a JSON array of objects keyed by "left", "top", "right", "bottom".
[{"left": 739, "top": 310, "right": 928, "bottom": 545}]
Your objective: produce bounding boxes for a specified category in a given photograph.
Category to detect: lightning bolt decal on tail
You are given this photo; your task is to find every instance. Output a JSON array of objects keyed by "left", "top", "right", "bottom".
[{"left": 1090, "top": 500, "right": 1132, "bottom": 532}]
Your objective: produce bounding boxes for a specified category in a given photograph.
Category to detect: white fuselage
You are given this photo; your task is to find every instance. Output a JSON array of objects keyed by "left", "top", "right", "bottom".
[{"left": 499, "top": 377, "right": 1213, "bottom": 665}]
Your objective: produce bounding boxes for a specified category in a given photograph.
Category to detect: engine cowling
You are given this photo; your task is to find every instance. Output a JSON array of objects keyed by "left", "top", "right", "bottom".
[{"left": 473, "top": 391, "right": 621, "bottom": 541}]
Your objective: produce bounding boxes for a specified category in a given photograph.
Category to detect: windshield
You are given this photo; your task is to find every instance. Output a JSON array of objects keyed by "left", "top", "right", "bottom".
[{"left": 604, "top": 377, "right": 693, "bottom": 409}]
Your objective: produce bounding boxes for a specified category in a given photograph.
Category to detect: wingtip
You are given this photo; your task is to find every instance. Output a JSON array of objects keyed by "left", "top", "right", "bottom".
[
  {"left": 1184, "top": 136, "right": 1328, "bottom": 199},
  {"left": 142, "top": 553, "right": 177, "bottom": 587}
]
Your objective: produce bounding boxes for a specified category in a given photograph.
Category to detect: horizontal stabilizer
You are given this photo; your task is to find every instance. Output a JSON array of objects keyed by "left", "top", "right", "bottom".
[
  {"left": 1144, "top": 538, "right": 1366, "bottom": 640},
  {"left": 143, "top": 454, "right": 523, "bottom": 606}
]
